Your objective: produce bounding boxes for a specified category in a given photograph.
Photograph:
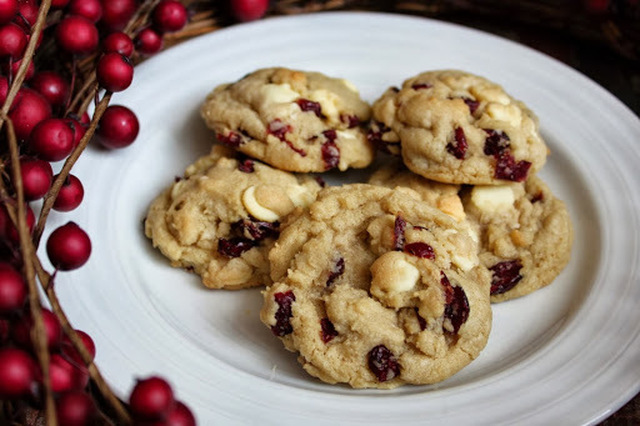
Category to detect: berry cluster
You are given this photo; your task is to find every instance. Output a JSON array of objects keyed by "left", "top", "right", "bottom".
[{"left": 0, "top": 0, "right": 196, "bottom": 424}]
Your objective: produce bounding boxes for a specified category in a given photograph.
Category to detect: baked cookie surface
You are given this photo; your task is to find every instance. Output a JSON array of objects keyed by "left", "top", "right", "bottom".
[
  {"left": 144, "top": 145, "right": 322, "bottom": 289},
  {"left": 460, "top": 175, "right": 573, "bottom": 302},
  {"left": 367, "top": 160, "right": 465, "bottom": 222},
  {"left": 369, "top": 70, "right": 548, "bottom": 184},
  {"left": 261, "top": 184, "right": 491, "bottom": 388},
  {"left": 200, "top": 67, "right": 374, "bottom": 172}
]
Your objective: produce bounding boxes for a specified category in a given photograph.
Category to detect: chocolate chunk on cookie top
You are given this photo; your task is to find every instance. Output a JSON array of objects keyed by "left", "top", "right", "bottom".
[
  {"left": 261, "top": 184, "right": 491, "bottom": 388},
  {"left": 370, "top": 70, "right": 548, "bottom": 184},
  {"left": 200, "top": 67, "right": 375, "bottom": 172},
  {"left": 144, "top": 145, "right": 322, "bottom": 290}
]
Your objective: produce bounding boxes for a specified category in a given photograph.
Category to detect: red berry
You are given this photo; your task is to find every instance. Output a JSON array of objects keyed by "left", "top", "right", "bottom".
[
  {"left": 50, "top": 353, "right": 89, "bottom": 393},
  {"left": 0, "top": 262, "right": 26, "bottom": 315},
  {"left": 15, "top": 1, "right": 38, "bottom": 27},
  {"left": 100, "top": 0, "right": 136, "bottom": 31},
  {"left": 61, "top": 329, "right": 96, "bottom": 364},
  {"left": 230, "top": 0, "right": 269, "bottom": 22},
  {"left": 96, "top": 52, "right": 133, "bottom": 92},
  {"left": 12, "top": 308, "right": 63, "bottom": 350},
  {"left": 8, "top": 88, "right": 52, "bottom": 140},
  {"left": 129, "top": 376, "right": 176, "bottom": 421},
  {"left": 0, "top": 21, "right": 25, "bottom": 58},
  {"left": 19, "top": 157, "right": 53, "bottom": 201},
  {"left": 55, "top": 15, "right": 99, "bottom": 55},
  {"left": 134, "top": 27, "right": 163, "bottom": 55},
  {"left": 95, "top": 104, "right": 139, "bottom": 149},
  {"left": 69, "top": 0, "right": 102, "bottom": 22},
  {"left": 28, "top": 118, "right": 75, "bottom": 161},
  {"left": 4, "top": 203, "right": 35, "bottom": 244},
  {"left": 56, "top": 390, "right": 97, "bottom": 426},
  {"left": 46, "top": 222, "right": 91, "bottom": 271},
  {"left": 0, "top": 0, "right": 18, "bottom": 25},
  {"left": 102, "top": 31, "right": 133, "bottom": 57},
  {"left": 0, "top": 75, "right": 8, "bottom": 103},
  {"left": 152, "top": 0, "right": 188, "bottom": 33},
  {"left": 53, "top": 174, "right": 84, "bottom": 212},
  {"left": 51, "top": 0, "right": 70, "bottom": 8},
  {"left": 0, "top": 347, "right": 36, "bottom": 398},
  {"left": 3, "top": 57, "right": 34, "bottom": 79},
  {"left": 152, "top": 401, "right": 196, "bottom": 426},
  {"left": 65, "top": 117, "right": 87, "bottom": 148},
  {"left": 31, "top": 71, "right": 70, "bottom": 106}
]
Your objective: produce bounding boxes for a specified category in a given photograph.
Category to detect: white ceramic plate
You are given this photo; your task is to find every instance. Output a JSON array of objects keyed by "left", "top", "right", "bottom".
[{"left": 44, "top": 12, "right": 640, "bottom": 425}]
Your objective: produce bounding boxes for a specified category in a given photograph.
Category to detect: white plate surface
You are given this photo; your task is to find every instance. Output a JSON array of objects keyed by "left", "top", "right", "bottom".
[{"left": 44, "top": 12, "right": 640, "bottom": 425}]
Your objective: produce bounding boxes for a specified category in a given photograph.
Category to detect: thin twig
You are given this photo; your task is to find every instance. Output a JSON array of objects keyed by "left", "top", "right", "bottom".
[
  {"left": 33, "top": 91, "right": 113, "bottom": 248},
  {"left": 33, "top": 261, "right": 132, "bottom": 425},
  {"left": 4, "top": 116, "right": 57, "bottom": 426}
]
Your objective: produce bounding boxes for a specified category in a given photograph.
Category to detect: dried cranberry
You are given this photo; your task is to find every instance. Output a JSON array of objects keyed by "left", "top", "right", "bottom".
[
  {"left": 268, "top": 119, "right": 306, "bottom": 156},
  {"left": 489, "top": 259, "right": 523, "bottom": 295},
  {"left": 462, "top": 97, "right": 480, "bottom": 114},
  {"left": 321, "top": 130, "right": 340, "bottom": 170},
  {"left": 314, "top": 176, "right": 326, "bottom": 188},
  {"left": 340, "top": 114, "right": 360, "bottom": 128},
  {"left": 320, "top": 318, "right": 338, "bottom": 343},
  {"left": 411, "top": 83, "right": 432, "bottom": 90},
  {"left": 366, "top": 121, "right": 390, "bottom": 146},
  {"left": 494, "top": 151, "right": 531, "bottom": 182},
  {"left": 483, "top": 129, "right": 510, "bottom": 156},
  {"left": 217, "top": 131, "right": 243, "bottom": 147},
  {"left": 237, "top": 157, "right": 255, "bottom": 173},
  {"left": 267, "top": 119, "right": 291, "bottom": 141},
  {"left": 367, "top": 345, "right": 400, "bottom": 382},
  {"left": 325, "top": 257, "right": 345, "bottom": 286},
  {"left": 404, "top": 242, "right": 435, "bottom": 259},
  {"left": 440, "top": 272, "right": 469, "bottom": 334},
  {"left": 271, "top": 291, "right": 295, "bottom": 336},
  {"left": 232, "top": 218, "right": 279, "bottom": 241},
  {"left": 446, "top": 127, "right": 468, "bottom": 159},
  {"left": 217, "top": 237, "right": 255, "bottom": 258},
  {"left": 296, "top": 98, "right": 322, "bottom": 117},
  {"left": 393, "top": 215, "right": 406, "bottom": 251}
]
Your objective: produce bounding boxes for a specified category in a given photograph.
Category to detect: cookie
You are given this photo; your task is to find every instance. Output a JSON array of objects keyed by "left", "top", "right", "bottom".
[
  {"left": 369, "top": 70, "right": 548, "bottom": 184},
  {"left": 200, "top": 67, "right": 375, "bottom": 173},
  {"left": 144, "top": 145, "right": 322, "bottom": 289},
  {"left": 367, "top": 160, "right": 465, "bottom": 222},
  {"left": 261, "top": 184, "right": 491, "bottom": 388},
  {"left": 460, "top": 175, "right": 573, "bottom": 302}
]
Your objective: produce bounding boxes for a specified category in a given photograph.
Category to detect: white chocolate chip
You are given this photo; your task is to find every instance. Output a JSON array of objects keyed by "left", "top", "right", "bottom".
[
  {"left": 486, "top": 103, "right": 522, "bottom": 126},
  {"left": 285, "top": 184, "right": 314, "bottom": 208},
  {"left": 308, "top": 89, "right": 340, "bottom": 120},
  {"left": 259, "top": 83, "right": 300, "bottom": 106},
  {"left": 371, "top": 252, "right": 421, "bottom": 294},
  {"left": 451, "top": 252, "right": 477, "bottom": 271},
  {"left": 340, "top": 78, "right": 359, "bottom": 93},
  {"left": 391, "top": 258, "right": 421, "bottom": 292},
  {"left": 472, "top": 86, "right": 511, "bottom": 105},
  {"left": 242, "top": 186, "right": 280, "bottom": 222},
  {"left": 470, "top": 185, "right": 515, "bottom": 213},
  {"left": 336, "top": 130, "right": 356, "bottom": 140}
]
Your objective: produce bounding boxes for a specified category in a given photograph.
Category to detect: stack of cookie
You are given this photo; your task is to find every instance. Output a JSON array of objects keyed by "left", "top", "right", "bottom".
[{"left": 144, "top": 67, "right": 573, "bottom": 389}]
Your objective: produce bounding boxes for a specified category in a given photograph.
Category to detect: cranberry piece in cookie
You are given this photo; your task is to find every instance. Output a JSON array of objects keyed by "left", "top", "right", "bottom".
[{"left": 367, "top": 345, "right": 400, "bottom": 382}]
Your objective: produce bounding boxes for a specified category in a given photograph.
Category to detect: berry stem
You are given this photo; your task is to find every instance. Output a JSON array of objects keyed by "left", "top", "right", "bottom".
[
  {"left": 3, "top": 115, "right": 58, "bottom": 425},
  {"left": 33, "top": 91, "right": 112, "bottom": 248},
  {"left": 0, "top": 0, "right": 52, "bottom": 135},
  {"left": 32, "top": 260, "right": 133, "bottom": 425}
]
